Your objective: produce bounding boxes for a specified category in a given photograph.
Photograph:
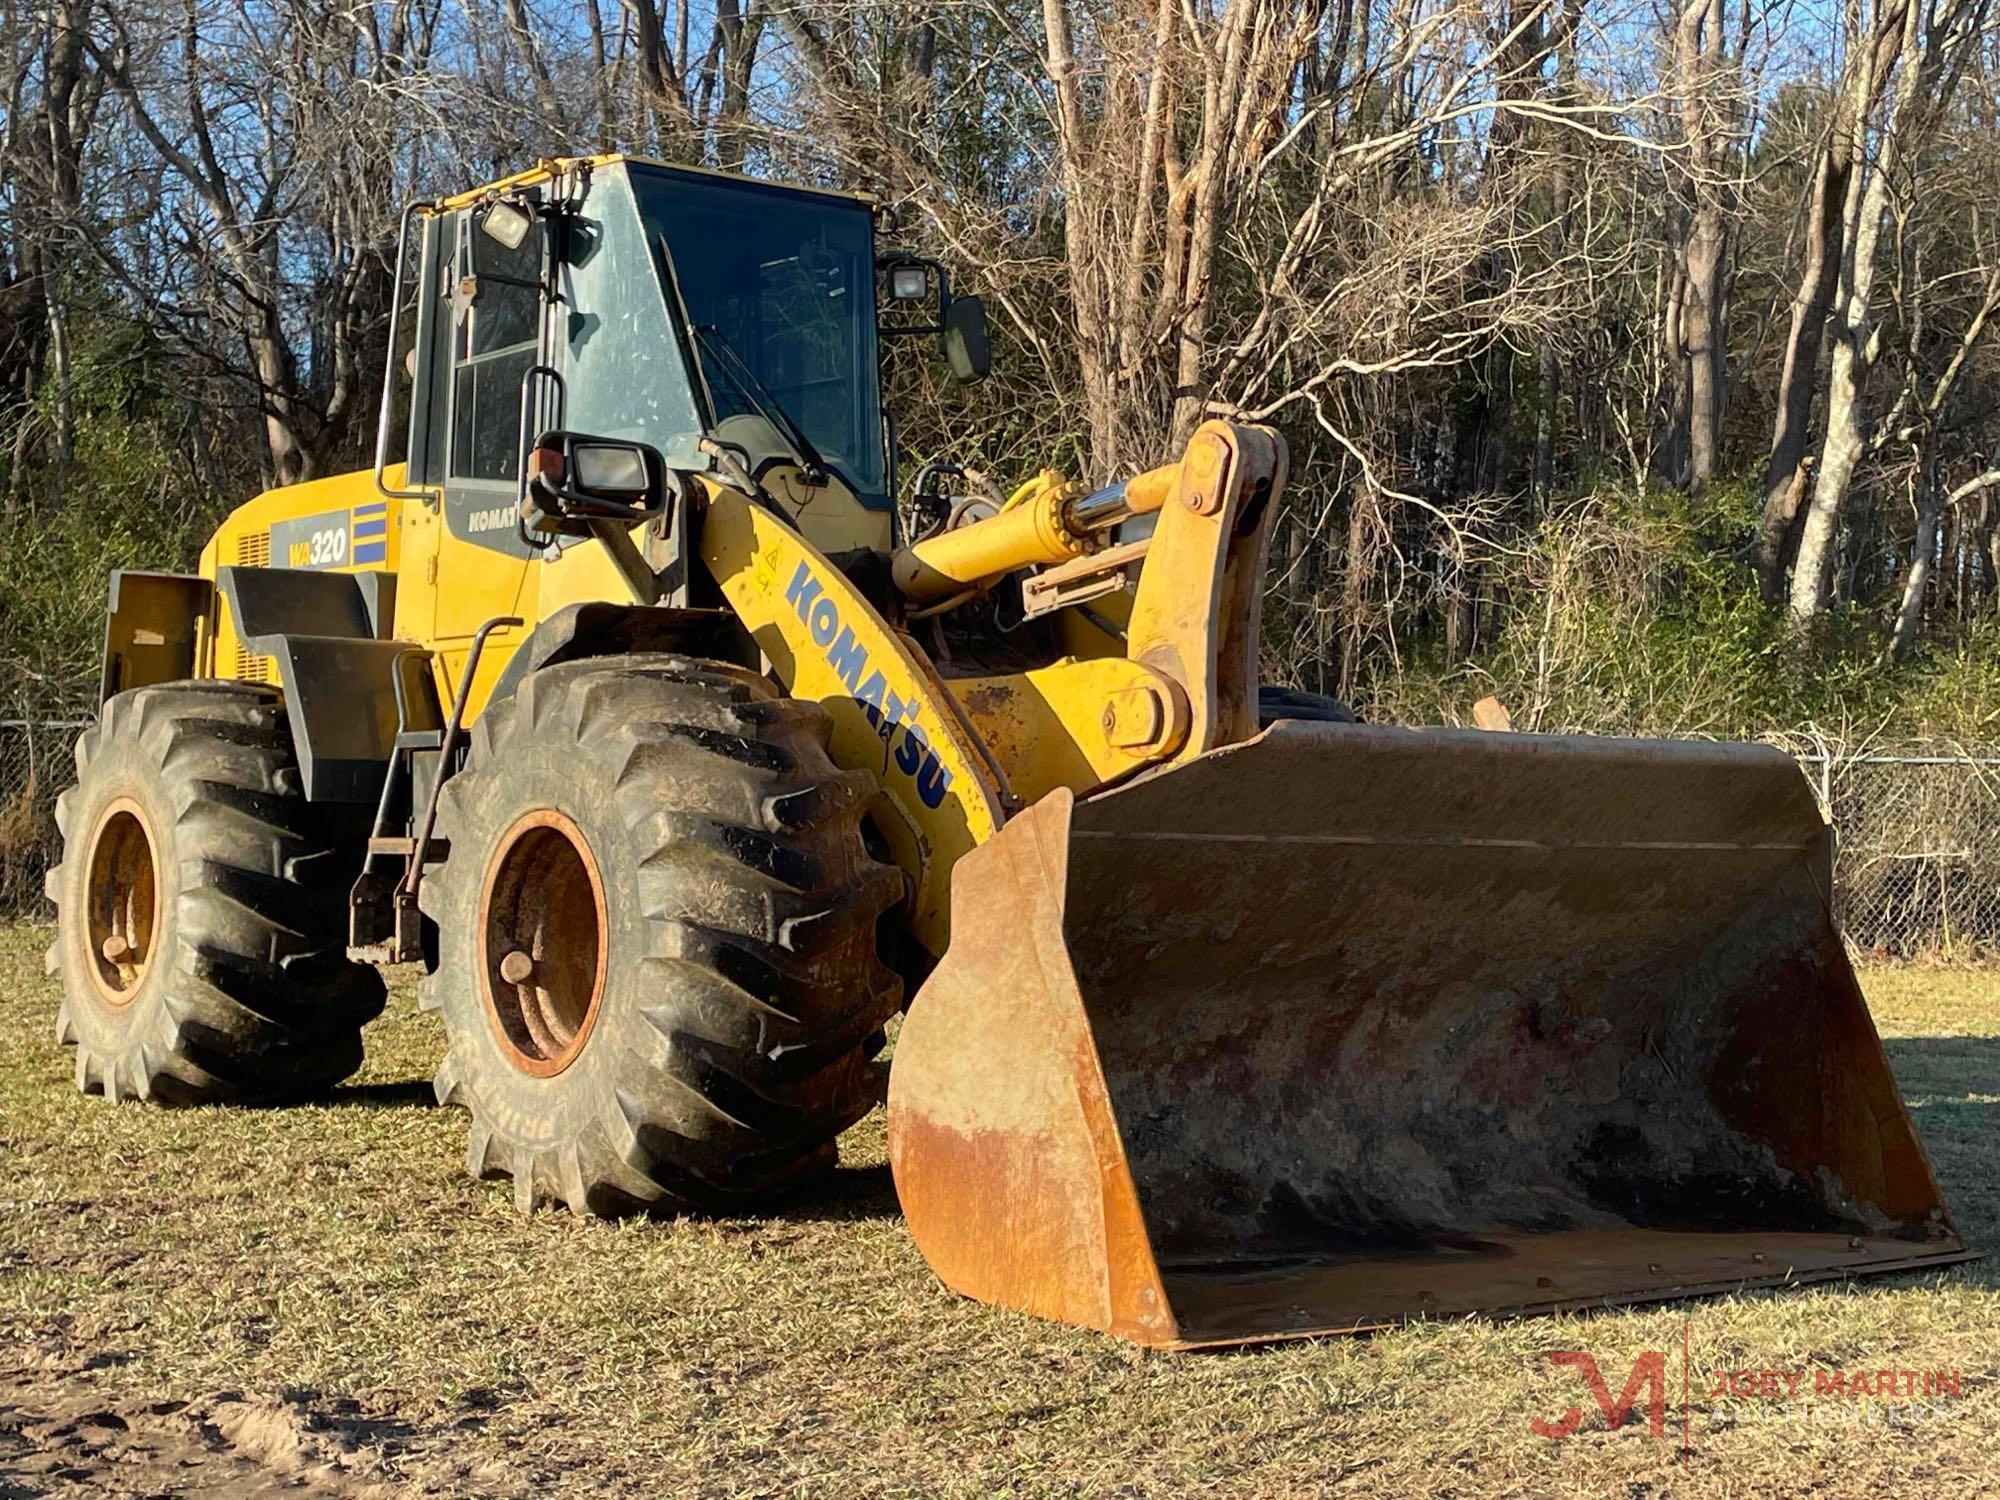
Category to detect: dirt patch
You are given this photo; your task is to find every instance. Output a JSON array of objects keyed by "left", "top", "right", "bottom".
[{"left": 0, "top": 1344, "right": 522, "bottom": 1498}]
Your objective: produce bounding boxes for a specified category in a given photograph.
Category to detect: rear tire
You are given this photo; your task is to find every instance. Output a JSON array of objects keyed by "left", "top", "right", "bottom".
[
  {"left": 1257, "top": 684, "right": 1358, "bottom": 726},
  {"left": 48, "top": 682, "right": 385, "bottom": 1103},
  {"left": 419, "top": 654, "right": 904, "bottom": 1215}
]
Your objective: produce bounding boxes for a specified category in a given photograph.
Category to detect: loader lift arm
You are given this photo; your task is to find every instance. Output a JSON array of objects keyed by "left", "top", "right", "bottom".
[{"left": 698, "top": 419, "right": 1285, "bottom": 956}]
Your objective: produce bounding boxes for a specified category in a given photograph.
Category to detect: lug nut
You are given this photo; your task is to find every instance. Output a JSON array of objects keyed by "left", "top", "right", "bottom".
[
  {"left": 500, "top": 950, "right": 535, "bottom": 985},
  {"left": 101, "top": 935, "right": 131, "bottom": 964}
]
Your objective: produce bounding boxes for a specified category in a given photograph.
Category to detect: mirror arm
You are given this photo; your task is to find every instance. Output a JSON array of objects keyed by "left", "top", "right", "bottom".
[
  {"left": 465, "top": 269, "right": 545, "bottom": 293},
  {"left": 588, "top": 518, "right": 663, "bottom": 605},
  {"left": 514, "top": 364, "right": 567, "bottom": 550}
]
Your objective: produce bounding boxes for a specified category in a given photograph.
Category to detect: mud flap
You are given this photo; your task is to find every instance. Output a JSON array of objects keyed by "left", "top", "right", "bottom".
[{"left": 886, "top": 722, "right": 1975, "bottom": 1348}]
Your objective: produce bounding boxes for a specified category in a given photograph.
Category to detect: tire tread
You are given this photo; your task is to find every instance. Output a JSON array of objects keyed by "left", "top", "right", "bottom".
[
  {"left": 427, "top": 653, "right": 903, "bottom": 1215},
  {"left": 52, "top": 683, "right": 384, "bottom": 1104}
]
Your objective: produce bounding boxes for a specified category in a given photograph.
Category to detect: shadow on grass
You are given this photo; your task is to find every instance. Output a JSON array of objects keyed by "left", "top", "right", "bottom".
[
  {"left": 1884, "top": 1032, "right": 2000, "bottom": 1095},
  {"left": 232, "top": 1038, "right": 1995, "bottom": 1248},
  {"left": 1884, "top": 1034, "right": 2000, "bottom": 1276},
  {"left": 767, "top": 1163, "right": 902, "bottom": 1224},
  {"left": 758, "top": 1042, "right": 2000, "bottom": 1256}
]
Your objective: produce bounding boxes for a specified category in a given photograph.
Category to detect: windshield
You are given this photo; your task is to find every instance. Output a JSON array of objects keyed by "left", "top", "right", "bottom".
[{"left": 630, "top": 166, "right": 886, "bottom": 506}]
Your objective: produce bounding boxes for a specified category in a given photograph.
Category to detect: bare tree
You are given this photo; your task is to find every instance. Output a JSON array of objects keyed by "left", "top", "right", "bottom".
[
  {"left": 1751, "top": 0, "right": 1892, "bottom": 600},
  {"left": 1788, "top": 0, "right": 1991, "bottom": 623},
  {"left": 1, "top": 0, "right": 108, "bottom": 493},
  {"left": 8, "top": 0, "right": 2000, "bottom": 707},
  {"left": 85, "top": 0, "right": 445, "bottom": 484},
  {"left": 1660, "top": 0, "right": 1754, "bottom": 491}
]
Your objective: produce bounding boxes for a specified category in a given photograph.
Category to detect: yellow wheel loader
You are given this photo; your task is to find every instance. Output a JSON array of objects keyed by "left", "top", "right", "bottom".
[{"left": 52, "top": 155, "right": 1972, "bottom": 1347}]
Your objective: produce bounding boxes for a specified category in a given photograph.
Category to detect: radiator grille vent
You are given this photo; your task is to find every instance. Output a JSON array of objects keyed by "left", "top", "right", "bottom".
[
  {"left": 230, "top": 530, "right": 272, "bottom": 681},
  {"left": 233, "top": 648, "right": 274, "bottom": 684}
]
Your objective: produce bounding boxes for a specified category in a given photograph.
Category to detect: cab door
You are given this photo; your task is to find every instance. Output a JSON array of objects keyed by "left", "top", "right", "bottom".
[
  {"left": 389, "top": 209, "right": 451, "bottom": 649},
  {"left": 432, "top": 201, "right": 546, "bottom": 644}
]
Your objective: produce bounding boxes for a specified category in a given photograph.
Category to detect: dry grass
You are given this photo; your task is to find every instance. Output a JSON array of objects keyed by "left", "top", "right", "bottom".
[{"left": 1, "top": 923, "right": 1996, "bottom": 1496}]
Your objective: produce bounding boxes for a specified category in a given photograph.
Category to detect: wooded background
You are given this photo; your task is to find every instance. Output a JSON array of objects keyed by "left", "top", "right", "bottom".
[{"left": 4, "top": 0, "right": 2000, "bottom": 739}]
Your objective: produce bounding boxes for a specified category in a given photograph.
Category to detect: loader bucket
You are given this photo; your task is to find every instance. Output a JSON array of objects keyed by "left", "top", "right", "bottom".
[{"left": 886, "top": 722, "right": 1973, "bottom": 1348}]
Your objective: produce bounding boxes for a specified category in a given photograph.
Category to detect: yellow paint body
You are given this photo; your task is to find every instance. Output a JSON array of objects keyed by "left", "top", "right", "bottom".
[
  {"left": 200, "top": 463, "right": 639, "bottom": 732},
  {"left": 698, "top": 489, "right": 1003, "bottom": 950},
  {"left": 891, "top": 472, "right": 1081, "bottom": 601},
  {"left": 184, "top": 416, "right": 1275, "bottom": 959},
  {"left": 170, "top": 151, "right": 1282, "bottom": 961}
]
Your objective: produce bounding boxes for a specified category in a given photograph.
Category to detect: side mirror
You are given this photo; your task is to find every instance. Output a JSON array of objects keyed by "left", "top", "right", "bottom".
[
  {"left": 523, "top": 431, "right": 668, "bottom": 537},
  {"left": 943, "top": 295, "right": 990, "bottom": 384},
  {"left": 874, "top": 256, "right": 990, "bottom": 382}
]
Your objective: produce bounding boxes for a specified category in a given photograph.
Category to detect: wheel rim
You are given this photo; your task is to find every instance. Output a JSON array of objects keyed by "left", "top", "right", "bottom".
[
  {"left": 477, "top": 810, "right": 608, "bottom": 1078},
  {"left": 84, "top": 797, "right": 159, "bottom": 1006}
]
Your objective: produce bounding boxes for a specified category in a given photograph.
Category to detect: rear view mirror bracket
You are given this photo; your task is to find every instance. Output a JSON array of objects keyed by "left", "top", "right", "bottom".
[
  {"left": 876, "top": 255, "right": 951, "bottom": 336},
  {"left": 877, "top": 255, "right": 990, "bottom": 384},
  {"left": 521, "top": 430, "right": 671, "bottom": 540}
]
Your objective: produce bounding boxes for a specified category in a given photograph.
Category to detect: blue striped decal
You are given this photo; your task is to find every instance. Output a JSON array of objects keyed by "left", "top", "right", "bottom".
[
  {"left": 353, "top": 541, "right": 388, "bottom": 564},
  {"left": 353, "top": 501, "right": 388, "bottom": 518},
  {"left": 354, "top": 518, "right": 388, "bottom": 540}
]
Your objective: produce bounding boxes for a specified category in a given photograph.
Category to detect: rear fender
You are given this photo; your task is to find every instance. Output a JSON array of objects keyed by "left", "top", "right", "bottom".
[
  {"left": 213, "top": 566, "right": 409, "bottom": 802},
  {"left": 100, "top": 570, "right": 212, "bottom": 703}
]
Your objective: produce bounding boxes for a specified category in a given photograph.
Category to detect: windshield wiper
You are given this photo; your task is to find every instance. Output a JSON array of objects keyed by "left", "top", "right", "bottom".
[
  {"left": 690, "top": 322, "right": 830, "bottom": 488},
  {"left": 650, "top": 230, "right": 830, "bottom": 493}
]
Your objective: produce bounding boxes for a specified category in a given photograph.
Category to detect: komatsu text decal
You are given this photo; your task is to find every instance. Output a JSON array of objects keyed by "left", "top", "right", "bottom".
[
  {"left": 785, "top": 560, "right": 954, "bottom": 808},
  {"left": 698, "top": 486, "right": 1002, "bottom": 955}
]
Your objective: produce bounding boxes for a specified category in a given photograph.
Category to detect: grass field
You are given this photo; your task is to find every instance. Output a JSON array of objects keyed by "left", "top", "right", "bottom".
[{"left": 2, "top": 920, "right": 1996, "bottom": 1497}]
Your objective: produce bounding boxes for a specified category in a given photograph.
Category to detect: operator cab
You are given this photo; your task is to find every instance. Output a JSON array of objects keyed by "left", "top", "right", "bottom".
[{"left": 382, "top": 156, "right": 987, "bottom": 581}]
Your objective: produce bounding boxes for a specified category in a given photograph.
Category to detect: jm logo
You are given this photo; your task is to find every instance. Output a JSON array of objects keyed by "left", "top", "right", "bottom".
[{"left": 1531, "top": 1350, "right": 1669, "bottom": 1440}]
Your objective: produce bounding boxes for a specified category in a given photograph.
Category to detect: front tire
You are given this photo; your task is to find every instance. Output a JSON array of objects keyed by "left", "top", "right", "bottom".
[
  {"left": 48, "top": 682, "right": 385, "bottom": 1103},
  {"left": 420, "top": 655, "right": 904, "bottom": 1216}
]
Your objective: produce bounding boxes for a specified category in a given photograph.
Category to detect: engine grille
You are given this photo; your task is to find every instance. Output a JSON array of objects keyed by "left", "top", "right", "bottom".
[{"left": 230, "top": 529, "right": 273, "bottom": 681}]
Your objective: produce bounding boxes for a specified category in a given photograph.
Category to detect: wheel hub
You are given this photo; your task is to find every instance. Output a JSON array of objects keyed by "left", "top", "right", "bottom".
[
  {"left": 477, "top": 810, "right": 607, "bottom": 1078},
  {"left": 83, "top": 797, "right": 159, "bottom": 1006}
]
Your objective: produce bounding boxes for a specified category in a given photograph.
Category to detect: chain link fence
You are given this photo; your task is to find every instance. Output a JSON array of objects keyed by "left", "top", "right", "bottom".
[
  {"left": 8, "top": 714, "right": 2000, "bottom": 961},
  {"left": 0, "top": 720, "right": 86, "bottom": 913},
  {"left": 1793, "top": 747, "right": 2000, "bottom": 962}
]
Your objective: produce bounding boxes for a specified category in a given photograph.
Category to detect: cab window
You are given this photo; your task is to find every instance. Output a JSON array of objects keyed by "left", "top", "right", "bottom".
[{"left": 448, "top": 210, "right": 542, "bottom": 484}]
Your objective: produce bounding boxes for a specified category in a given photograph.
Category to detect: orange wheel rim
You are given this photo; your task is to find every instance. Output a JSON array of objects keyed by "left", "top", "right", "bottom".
[
  {"left": 83, "top": 796, "right": 160, "bottom": 1007},
  {"left": 476, "top": 809, "right": 609, "bottom": 1078}
]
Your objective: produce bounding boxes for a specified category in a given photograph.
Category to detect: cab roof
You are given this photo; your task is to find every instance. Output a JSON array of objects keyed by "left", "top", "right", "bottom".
[{"left": 433, "top": 154, "right": 874, "bottom": 214}]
